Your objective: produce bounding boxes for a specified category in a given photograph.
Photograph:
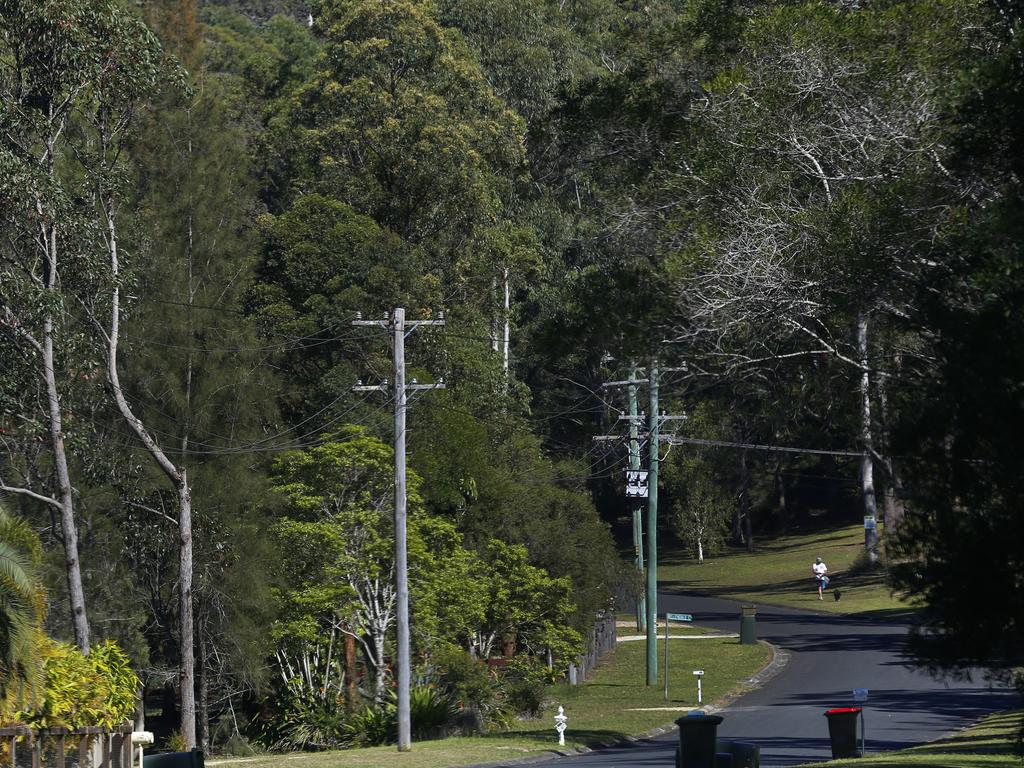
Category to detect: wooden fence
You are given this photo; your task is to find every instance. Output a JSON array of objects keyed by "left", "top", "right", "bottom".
[
  {"left": 0, "top": 725, "right": 133, "bottom": 768},
  {"left": 568, "top": 610, "right": 616, "bottom": 684}
]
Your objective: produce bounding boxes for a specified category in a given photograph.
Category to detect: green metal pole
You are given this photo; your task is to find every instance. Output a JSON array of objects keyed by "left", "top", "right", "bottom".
[
  {"left": 628, "top": 367, "right": 646, "bottom": 633},
  {"left": 646, "top": 363, "right": 659, "bottom": 686}
]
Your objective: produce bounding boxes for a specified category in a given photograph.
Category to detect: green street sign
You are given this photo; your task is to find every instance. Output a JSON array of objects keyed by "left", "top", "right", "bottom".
[{"left": 666, "top": 612, "right": 693, "bottom": 622}]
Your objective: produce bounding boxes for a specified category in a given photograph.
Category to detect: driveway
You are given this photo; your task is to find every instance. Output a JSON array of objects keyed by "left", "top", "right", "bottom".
[{"left": 515, "top": 592, "right": 1016, "bottom": 767}]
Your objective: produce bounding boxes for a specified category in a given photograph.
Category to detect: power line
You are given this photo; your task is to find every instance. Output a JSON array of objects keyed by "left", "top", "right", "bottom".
[{"left": 661, "top": 436, "right": 863, "bottom": 457}]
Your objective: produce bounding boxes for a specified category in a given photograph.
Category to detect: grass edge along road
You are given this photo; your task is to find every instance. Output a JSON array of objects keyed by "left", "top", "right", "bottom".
[
  {"left": 658, "top": 524, "right": 913, "bottom": 617},
  {"left": 797, "top": 708, "right": 1024, "bottom": 767},
  {"left": 207, "top": 631, "right": 771, "bottom": 768}
]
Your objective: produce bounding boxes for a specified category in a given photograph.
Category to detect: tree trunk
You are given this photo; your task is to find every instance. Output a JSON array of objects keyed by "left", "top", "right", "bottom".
[
  {"left": 502, "top": 267, "right": 511, "bottom": 383},
  {"left": 103, "top": 195, "right": 197, "bottom": 748},
  {"left": 775, "top": 462, "right": 789, "bottom": 533},
  {"left": 490, "top": 275, "right": 499, "bottom": 353},
  {"left": 198, "top": 623, "right": 209, "bottom": 753},
  {"left": 43, "top": 308, "right": 90, "bottom": 654},
  {"left": 373, "top": 632, "right": 387, "bottom": 704},
  {"left": 179, "top": 475, "right": 197, "bottom": 746},
  {"left": 739, "top": 451, "right": 754, "bottom": 552},
  {"left": 39, "top": 145, "right": 89, "bottom": 653},
  {"left": 135, "top": 685, "right": 146, "bottom": 731},
  {"left": 875, "top": 351, "right": 904, "bottom": 536},
  {"left": 697, "top": 538, "right": 704, "bottom": 564},
  {"left": 344, "top": 632, "right": 358, "bottom": 714},
  {"left": 857, "top": 312, "right": 879, "bottom": 562}
]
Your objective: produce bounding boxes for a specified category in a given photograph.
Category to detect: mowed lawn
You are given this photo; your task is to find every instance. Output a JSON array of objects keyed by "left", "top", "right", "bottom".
[
  {"left": 797, "top": 709, "right": 1024, "bottom": 767},
  {"left": 208, "top": 632, "right": 771, "bottom": 767},
  {"left": 658, "top": 524, "right": 913, "bottom": 618},
  {"left": 505, "top": 633, "right": 771, "bottom": 744}
]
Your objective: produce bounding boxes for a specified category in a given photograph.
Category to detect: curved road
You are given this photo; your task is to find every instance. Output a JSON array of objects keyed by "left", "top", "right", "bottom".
[{"left": 520, "top": 592, "right": 1016, "bottom": 767}]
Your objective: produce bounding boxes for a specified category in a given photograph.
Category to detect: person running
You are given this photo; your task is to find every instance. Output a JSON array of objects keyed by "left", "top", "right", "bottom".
[{"left": 812, "top": 557, "right": 829, "bottom": 600}]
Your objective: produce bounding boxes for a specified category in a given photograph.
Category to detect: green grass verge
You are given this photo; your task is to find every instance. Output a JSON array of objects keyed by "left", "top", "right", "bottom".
[
  {"left": 797, "top": 709, "right": 1023, "bottom": 767},
  {"left": 205, "top": 737, "right": 555, "bottom": 768},
  {"left": 658, "top": 524, "right": 913, "bottom": 618},
  {"left": 504, "top": 632, "right": 771, "bottom": 746},
  {"left": 209, "top": 631, "right": 770, "bottom": 767}
]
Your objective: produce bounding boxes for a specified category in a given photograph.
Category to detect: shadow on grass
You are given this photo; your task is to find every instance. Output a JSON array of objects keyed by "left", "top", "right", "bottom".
[{"left": 490, "top": 727, "right": 633, "bottom": 747}]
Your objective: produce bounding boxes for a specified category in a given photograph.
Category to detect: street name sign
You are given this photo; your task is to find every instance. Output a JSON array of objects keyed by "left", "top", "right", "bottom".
[{"left": 666, "top": 612, "right": 693, "bottom": 622}]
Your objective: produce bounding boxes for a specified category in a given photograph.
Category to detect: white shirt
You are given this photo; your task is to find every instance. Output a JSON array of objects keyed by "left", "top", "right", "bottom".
[{"left": 812, "top": 562, "right": 828, "bottom": 576}]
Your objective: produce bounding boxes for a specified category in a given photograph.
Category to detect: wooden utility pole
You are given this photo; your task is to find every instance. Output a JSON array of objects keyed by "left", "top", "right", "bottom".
[
  {"left": 353, "top": 308, "right": 445, "bottom": 752},
  {"left": 392, "top": 307, "right": 411, "bottom": 751}
]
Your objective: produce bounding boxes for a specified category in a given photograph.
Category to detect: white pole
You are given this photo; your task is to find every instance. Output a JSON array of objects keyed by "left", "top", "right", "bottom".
[{"left": 393, "top": 308, "right": 411, "bottom": 751}]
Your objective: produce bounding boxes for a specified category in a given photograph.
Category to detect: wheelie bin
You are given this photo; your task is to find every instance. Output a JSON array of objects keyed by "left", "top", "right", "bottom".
[
  {"left": 675, "top": 712, "right": 724, "bottom": 768},
  {"left": 824, "top": 707, "right": 862, "bottom": 759}
]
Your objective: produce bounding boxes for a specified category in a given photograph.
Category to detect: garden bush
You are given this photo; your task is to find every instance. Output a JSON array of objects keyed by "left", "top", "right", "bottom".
[
  {"left": 342, "top": 685, "right": 457, "bottom": 746},
  {"left": 271, "top": 689, "right": 352, "bottom": 751},
  {"left": 501, "top": 656, "right": 549, "bottom": 717},
  {"left": 9, "top": 638, "right": 138, "bottom": 729},
  {"left": 432, "top": 648, "right": 495, "bottom": 710}
]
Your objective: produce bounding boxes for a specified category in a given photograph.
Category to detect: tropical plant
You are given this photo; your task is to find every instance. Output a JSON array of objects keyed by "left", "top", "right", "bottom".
[
  {"left": 0, "top": 506, "right": 43, "bottom": 712},
  {"left": 16, "top": 639, "right": 139, "bottom": 729},
  {"left": 341, "top": 685, "right": 456, "bottom": 746},
  {"left": 408, "top": 684, "right": 457, "bottom": 738},
  {"left": 269, "top": 684, "right": 352, "bottom": 751},
  {"left": 343, "top": 699, "right": 395, "bottom": 747}
]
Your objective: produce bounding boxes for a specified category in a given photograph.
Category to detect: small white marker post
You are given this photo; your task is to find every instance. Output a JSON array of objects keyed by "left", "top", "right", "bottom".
[
  {"left": 554, "top": 706, "right": 568, "bottom": 746},
  {"left": 693, "top": 670, "right": 705, "bottom": 704}
]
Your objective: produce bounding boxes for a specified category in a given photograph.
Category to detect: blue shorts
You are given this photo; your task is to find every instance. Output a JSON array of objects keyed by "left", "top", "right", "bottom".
[{"left": 817, "top": 575, "right": 829, "bottom": 588}]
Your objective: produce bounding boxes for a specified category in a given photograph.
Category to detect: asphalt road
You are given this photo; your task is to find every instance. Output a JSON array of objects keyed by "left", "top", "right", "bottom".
[{"left": 519, "top": 592, "right": 1017, "bottom": 768}]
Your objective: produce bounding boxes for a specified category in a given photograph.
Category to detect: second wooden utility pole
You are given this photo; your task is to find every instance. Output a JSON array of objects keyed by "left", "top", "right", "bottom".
[
  {"left": 393, "top": 307, "right": 411, "bottom": 751},
  {"left": 354, "top": 308, "right": 445, "bottom": 752}
]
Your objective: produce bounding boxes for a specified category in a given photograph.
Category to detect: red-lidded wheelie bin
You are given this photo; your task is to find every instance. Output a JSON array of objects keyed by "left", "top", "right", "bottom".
[{"left": 824, "top": 707, "right": 862, "bottom": 759}]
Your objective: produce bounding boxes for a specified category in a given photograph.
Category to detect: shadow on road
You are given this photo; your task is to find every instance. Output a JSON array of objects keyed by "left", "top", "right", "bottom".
[{"left": 778, "top": 687, "right": 1017, "bottom": 719}]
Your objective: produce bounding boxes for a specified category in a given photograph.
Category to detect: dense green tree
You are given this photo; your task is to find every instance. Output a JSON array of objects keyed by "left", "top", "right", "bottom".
[{"left": 889, "top": 1, "right": 1024, "bottom": 676}]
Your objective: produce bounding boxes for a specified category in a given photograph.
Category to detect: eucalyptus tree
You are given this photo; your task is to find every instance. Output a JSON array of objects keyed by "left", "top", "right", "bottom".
[
  {"left": 0, "top": 0, "right": 203, "bottom": 745},
  {"left": 665, "top": 0, "right": 986, "bottom": 542},
  {"left": 0, "top": 0, "right": 165, "bottom": 653}
]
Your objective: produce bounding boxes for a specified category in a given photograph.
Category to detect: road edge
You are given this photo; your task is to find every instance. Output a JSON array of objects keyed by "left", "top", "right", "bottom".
[{"left": 463, "top": 638, "right": 789, "bottom": 768}]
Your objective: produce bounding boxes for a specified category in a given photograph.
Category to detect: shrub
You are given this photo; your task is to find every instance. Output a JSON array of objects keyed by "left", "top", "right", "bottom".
[
  {"left": 272, "top": 691, "right": 352, "bottom": 751},
  {"left": 14, "top": 639, "right": 139, "bottom": 729},
  {"left": 432, "top": 649, "right": 494, "bottom": 710},
  {"left": 342, "top": 685, "right": 456, "bottom": 746},
  {"left": 344, "top": 700, "right": 395, "bottom": 746},
  {"left": 409, "top": 684, "right": 456, "bottom": 738},
  {"left": 501, "top": 657, "right": 548, "bottom": 717}
]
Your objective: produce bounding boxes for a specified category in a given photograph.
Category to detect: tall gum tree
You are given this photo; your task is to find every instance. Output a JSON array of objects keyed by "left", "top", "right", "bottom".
[
  {"left": 664, "top": 0, "right": 986, "bottom": 544},
  {"left": 0, "top": 0, "right": 163, "bottom": 654}
]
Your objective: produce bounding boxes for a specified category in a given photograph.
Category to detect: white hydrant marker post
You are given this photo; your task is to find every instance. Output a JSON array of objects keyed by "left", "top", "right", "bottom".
[{"left": 554, "top": 706, "right": 568, "bottom": 746}]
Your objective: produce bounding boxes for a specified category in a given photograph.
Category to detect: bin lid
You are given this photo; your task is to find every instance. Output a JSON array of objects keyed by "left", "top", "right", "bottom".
[{"left": 824, "top": 707, "right": 862, "bottom": 715}]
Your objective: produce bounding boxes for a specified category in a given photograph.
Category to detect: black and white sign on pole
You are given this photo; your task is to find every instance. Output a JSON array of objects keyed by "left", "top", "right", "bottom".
[{"left": 625, "top": 470, "right": 649, "bottom": 498}]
